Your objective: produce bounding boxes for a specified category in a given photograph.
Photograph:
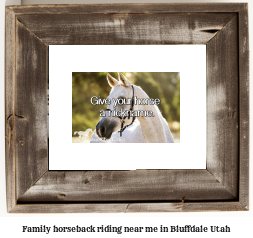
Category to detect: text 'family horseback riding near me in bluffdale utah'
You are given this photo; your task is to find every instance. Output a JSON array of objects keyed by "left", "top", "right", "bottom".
[{"left": 22, "top": 224, "right": 230, "bottom": 234}]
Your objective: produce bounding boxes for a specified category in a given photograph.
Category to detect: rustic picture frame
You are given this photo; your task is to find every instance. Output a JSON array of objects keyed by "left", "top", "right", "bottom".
[{"left": 5, "top": 3, "right": 249, "bottom": 213}]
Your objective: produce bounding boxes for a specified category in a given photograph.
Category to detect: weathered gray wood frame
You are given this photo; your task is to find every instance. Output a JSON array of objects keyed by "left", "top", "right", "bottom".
[{"left": 5, "top": 4, "right": 249, "bottom": 213}]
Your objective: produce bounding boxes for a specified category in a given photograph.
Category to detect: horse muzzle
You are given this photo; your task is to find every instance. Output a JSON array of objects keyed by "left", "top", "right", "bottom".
[{"left": 96, "top": 118, "right": 117, "bottom": 140}]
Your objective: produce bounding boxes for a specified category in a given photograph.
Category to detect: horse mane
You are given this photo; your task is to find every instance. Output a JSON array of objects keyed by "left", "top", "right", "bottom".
[{"left": 133, "top": 85, "right": 173, "bottom": 143}]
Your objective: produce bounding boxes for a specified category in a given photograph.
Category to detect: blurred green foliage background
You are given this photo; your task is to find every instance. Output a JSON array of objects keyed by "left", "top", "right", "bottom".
[{"left": 72, "top": 72, "right": 180, "bottom": 140}]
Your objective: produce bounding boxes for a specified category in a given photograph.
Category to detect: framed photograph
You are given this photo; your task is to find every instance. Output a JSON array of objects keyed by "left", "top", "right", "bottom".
[{"left": 5, "top": 3, "right": 249, "bottom": 213}]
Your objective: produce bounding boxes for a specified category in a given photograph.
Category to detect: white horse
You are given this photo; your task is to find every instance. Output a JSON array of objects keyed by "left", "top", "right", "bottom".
[
  {"left": 90, "top": 73, "right": 174, "bottom": 143},
  {"left": 74, "top": 129, "right": 92, "bottom": 141}
]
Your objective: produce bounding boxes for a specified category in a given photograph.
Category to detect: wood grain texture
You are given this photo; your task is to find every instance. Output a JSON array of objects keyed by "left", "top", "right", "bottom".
[
  {"left": 5, "top": 3, "right": 249, "bottom": 213},
  {"left": 125, "top": 202, "right": 248, "bottom": 213},
  {"left": 206, "top": 16, "right": 239, "bottom": 198},
  {"left": 18, "top": 170, "right": 236, "bottom": 203},
  {"left": 238, "top": 4, "right": 249, "bottom": 209},
  {"left": 7, "top": 3, "right": 246, "bottom": 14},
  {"left": 5, "top": 7, "right": 16, "bottom": 212},
  {"left": 16, "top": 13, "right": 236, "bottom": 45},
  {"left": 10, "top": 202, "right": 247, "bottom": 213},
  {"left": 15, "top": 20, "right": 48, "bottom": 200}
]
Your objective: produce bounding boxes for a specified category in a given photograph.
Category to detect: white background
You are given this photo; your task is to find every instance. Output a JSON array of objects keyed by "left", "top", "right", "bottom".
[
  {"left": 49, "top": 45, "right": 206, "bottom": 170},
  {"left": 1, "top": 0, "right": 252, "bottom": 237}
]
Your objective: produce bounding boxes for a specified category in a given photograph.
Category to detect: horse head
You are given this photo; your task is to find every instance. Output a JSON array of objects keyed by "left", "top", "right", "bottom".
[{"left": 96, "top": 73, "right": 134, "bottom": 140}]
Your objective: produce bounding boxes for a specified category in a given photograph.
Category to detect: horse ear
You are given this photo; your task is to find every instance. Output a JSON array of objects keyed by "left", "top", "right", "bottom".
[
  {"left": 118, "top": 72, "right": 131, "bottom": 87},
  {"left": 107, "top": 74, "right": 118, "bottom": 87}
]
